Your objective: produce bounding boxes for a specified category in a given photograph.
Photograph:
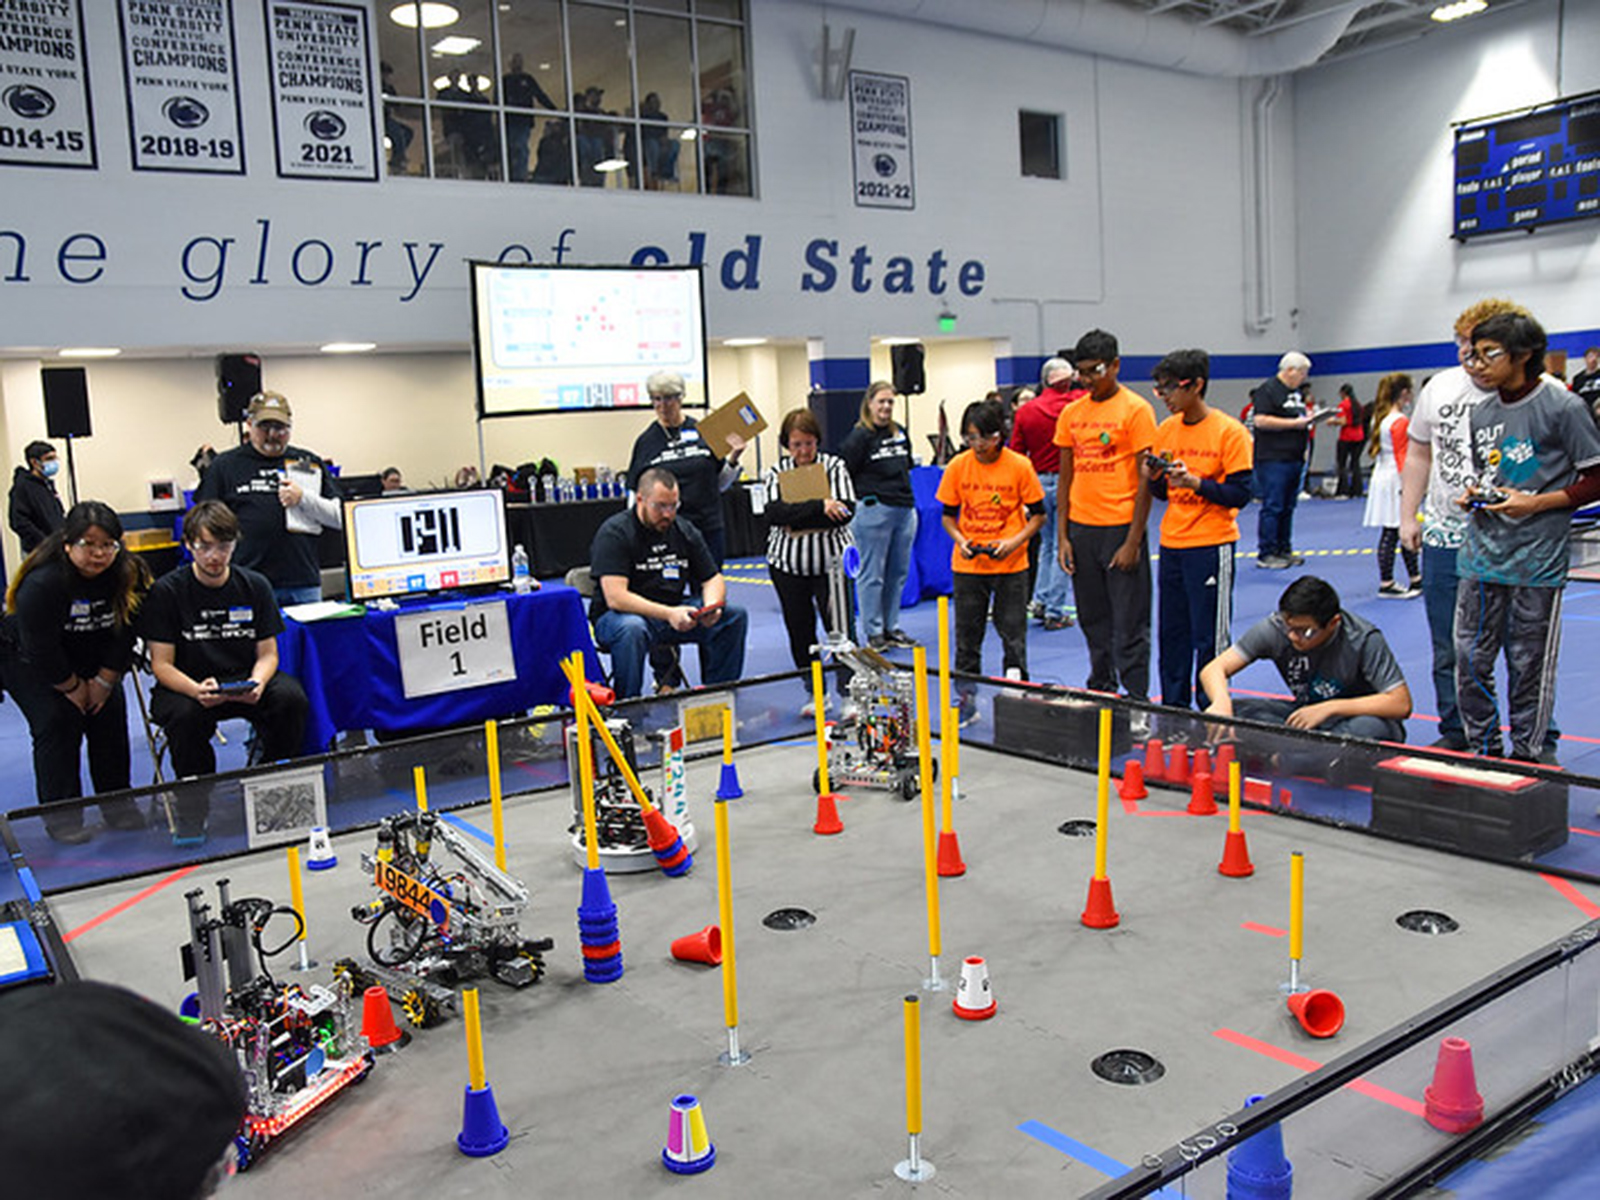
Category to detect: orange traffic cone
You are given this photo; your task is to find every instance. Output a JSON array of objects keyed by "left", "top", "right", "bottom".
[
  {"left": 813, "top": 793, "right": 844, "bottom": 835},
  {"left": 1219, "top": 828, "right": 1255, "bottom": 877},
  {"left": 361, "top": 984, "right": 409, "bottom": 1053},
  {"left": 1192, "top": 746, "right": 1212, "bottom": 779},
  {"left": 670, "top": 924, "right": 723, "bottom": 966},
  {"left": 936, "top": 829, "right": 966, "bottom": 876},
  {"left": 1424, "top": 1037, "right": 1485, "bottom": 1134},
  {"left": 1286, "top": 988, "right": 1345, "bottom": 1038},
  {"left": 1142, "top": 738, "right": 1165, "bottom": 782},
  {"left": 1168, "top": 743, "right": 1191, "bottom": 785},
  {"left": 1119, "top": 759, "right": 1147, "bottom": 801},
  {"left": 1187, "top": 770, "right": 1218, "bottom": 816},
  {"left": 1081, "top": 875, "right": 1120, "bottom": 929}
]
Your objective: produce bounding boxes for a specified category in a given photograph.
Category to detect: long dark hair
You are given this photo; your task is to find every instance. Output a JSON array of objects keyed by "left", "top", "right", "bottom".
[{"left": 6, "top": 501, "right": 151, "bottom": 626}]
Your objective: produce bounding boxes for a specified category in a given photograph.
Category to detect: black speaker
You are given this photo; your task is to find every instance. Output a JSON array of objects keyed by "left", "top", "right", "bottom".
[
  {"left": 891, "top": 343, "right": 926, "bottom": 395},
  {"left": 41, "top": 367, "right": 91, "bottom": 438},
  {"left": 217, "top": 353, "right": 262, "bottom": 424}
]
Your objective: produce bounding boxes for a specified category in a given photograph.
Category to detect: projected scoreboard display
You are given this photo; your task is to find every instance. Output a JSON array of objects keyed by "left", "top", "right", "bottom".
[
  {"left": 470, "top": 262, "right": 708, "bottom": 417},
  {"left": 1454, "top": 91, "right": 1600, "bottom": 240},
  {"left": 344, "top": 488, "right": 510, "bottom": 600}
]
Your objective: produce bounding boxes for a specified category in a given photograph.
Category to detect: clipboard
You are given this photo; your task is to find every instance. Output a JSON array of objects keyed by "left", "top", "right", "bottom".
[
  {"left": 777, "top": 461, "right": 830, "bottom": 503},
  {"left": 695, "top": 391, "right": 767, "bottom": 458},
  {"left": 284, "top": 461, "right": 323, "bottom": 534}
]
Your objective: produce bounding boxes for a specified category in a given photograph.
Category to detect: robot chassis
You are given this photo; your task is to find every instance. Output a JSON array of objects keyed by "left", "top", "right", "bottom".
[
  {"left": 566, "top": 715, "right": 695, "bottom": 870},
  {"left": 182, "top": 879, "right": 373, "bottom": 1171},
  {"left": 350, "top": 809, "right": 553, "bottom": 998}
]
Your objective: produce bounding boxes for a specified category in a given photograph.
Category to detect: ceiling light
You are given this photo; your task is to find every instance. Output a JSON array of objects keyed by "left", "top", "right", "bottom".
[
  {"left": 390, "top": 2, "right": 459, "bottom": 29},
  {"left": 431, "top": 35, "right": 480, "bottom": 55},
  {"left": 57, "top": 347, "right": 120, "bottom": 358},
  {"left": 679, "top": 128, "right": 698, "bottom": 141},
  {"left": 595, "top": 157, "right": 630, "bottom": 172},
  {"left": 722, "top": 337, "right": 768, "bottom": 347},
  {"left": 1431, "top": 0, "right": 1488, "bottom": 21},
  {"left": 877, "top": 337, "right": 920, "bottom": 346},
  {"left": 321, "top": 342, "right": 376, "bottom": 354}
]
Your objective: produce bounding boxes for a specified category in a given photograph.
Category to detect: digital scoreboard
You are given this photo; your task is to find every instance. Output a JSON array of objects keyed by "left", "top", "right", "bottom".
[
  {"left": 344, "top": 488, "right": 510, "bottom": 601},
  {"left": 1454, "top": 90, "right": 1600, "bottom": 240}
]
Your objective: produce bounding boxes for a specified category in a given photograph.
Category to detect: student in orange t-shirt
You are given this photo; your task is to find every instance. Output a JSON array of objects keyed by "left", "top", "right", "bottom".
[
  {"left": 1053, "top": 329, "right": 1158, "bottom": 702},
  {"left": 936, "top": 398, "right": 1046, "bottom": 698},
  {"left": 1146, "top": 349, "right": 1254, "bottom": 710}
]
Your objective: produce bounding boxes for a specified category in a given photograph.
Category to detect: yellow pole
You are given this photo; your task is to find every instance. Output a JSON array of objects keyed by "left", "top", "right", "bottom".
[
  {"left": 462, "top": 986, "right": 486, "bottom": 1091},
  {"left": 913, "top": 647, "right": 941, "bottom": 965},
  {"left": 1289, "top": 851, "right": 1305, "bottom": 965},
  {"left": 486, "top": 719, "right": 506, "bottom": 871},
  {"left": 567, "top": 668, "right": 657, "bottom": 815},
  {"left": 715, "top": 797, "right": 739, "bottom": 1030},
  {"left": 940, "top": 704, "right": 956, "bottom": 834},
  {"left": 811, "top": 659, "right": 831, "bottom": 795},
  {"left": 413, "top": 765, "right": 428, "bottom": 813},
  {"left": 903, "top": 994, "right": 922, "bottom": 1136},
  {"left": 722, "top": 705, "right": 734, "bottom": 766},
  {"left": 569, "top": 652, "right": 600, "bottom": 872},
  {"left": 286, "top": 845, "right": 307, "bottom": 940},
  {"left": 937, "top": 594, "right": 951, "bottom": 755},
  {"left": 1093, "top": 708, "right": 1111, "bottom": 880},
  {"left": 1228, "top": 760, "right": 1243, "bottom": 833}
]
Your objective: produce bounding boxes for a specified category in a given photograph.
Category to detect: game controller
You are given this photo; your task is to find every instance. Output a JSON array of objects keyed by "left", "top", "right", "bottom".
[
  {"left": 1145, "top": 452, "right": 1173, "bottom": 479},
  {"left": 1467, "top": 487, "right": 1509, "bottom": 508},
  {"left": 964, "top": 542, "right": 1003, "bottom": 559}
]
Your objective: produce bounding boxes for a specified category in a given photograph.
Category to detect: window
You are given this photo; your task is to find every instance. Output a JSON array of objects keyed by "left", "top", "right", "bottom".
[
  {"left": 378, "top": 0, "right": 752, "bottom": 195},
  {"left": 1019, "top": 110, "right": 1062, "bottom": 180}
]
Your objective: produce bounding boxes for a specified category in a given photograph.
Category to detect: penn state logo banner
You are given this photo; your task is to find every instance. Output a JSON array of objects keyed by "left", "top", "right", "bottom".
[{"left": 117, "top": 0, "right": 246, "bottom": 174}]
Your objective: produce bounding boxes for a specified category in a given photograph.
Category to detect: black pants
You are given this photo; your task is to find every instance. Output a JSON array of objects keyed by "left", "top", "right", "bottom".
[
  {"left": 1335, "top": 440, "right": 1364, "bottom": 497},
  {"left": 1067, "top": 522, "right": 1151, "bottom": 700},
  {"left": 8, "top": 662, "right": 136, "bottom": 834},
  {"left": 770, "top": 565, "right": 856, "bottom": 692},
  {"left": 953, "top": 570, "right": 1030, "bottom": 680},
  {"left": 151, "top": 675, "right": 310, "bottom": 831}
]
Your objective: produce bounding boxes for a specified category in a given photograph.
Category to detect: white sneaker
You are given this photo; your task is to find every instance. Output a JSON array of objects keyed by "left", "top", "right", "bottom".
[
  {"left": 1004, "top": 667, "right": 1023, "bottom": 682},
  {"left": 839, "top": 701, "right": 860, "bottom": 724},
  {"left": 1129, "top": 711, "right": 1151, "bottom": 738}
]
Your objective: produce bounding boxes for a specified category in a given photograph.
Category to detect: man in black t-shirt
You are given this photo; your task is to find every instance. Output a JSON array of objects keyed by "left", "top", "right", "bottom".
[
  {"left": 140, "top": 501, "right": 309, "bottom": 843},
  {"left": 590, "top": 468, "right": 748, "bottom": 699},
  {"left": 1571, "top": 346, "right": 1600, "bottom": 418},
  {"left": 194, "top": 391, "right": 342, "bottom": 606},
  {"left": 1251, "top": 352, "right": 1316, "bottom": 569}
]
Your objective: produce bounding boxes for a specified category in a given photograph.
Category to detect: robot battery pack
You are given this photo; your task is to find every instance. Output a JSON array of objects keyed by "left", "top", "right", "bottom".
[
  {"left": 991, "top": 692, "right": 1131, "bottom": 770},
  {"left": 1370, "top": 754, "right": 1568, "bottom": 860}
]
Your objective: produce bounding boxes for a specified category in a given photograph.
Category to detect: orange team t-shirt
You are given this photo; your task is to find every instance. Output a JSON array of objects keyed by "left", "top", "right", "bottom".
[
  {"left": 1151, "top": 409, "right": 1254, "bottom": 548},
  {"left": 935, "top": 447, "right": 1044, "bottom": 575},
  {"left": 1052, "top": 385, "right": 1158, "bottom": 526}
]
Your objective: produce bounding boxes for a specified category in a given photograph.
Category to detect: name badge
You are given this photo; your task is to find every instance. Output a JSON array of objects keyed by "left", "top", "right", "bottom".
[
  {"left": 662, "top": 565, "right": 681, "bottom": 580},
  {"left": 69, "top": 600, "right": 91, "bottom": 618},
  {"left": 681, "top": 429, "right": 700, "bottom": 442},
  {"left": 228, "top": 607, "right": 253, "bottom": 623}
]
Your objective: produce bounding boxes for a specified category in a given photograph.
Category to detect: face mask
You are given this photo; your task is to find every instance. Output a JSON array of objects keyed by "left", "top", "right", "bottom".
[{"left": 40, "top": 460, "right": 59, "bottom": 478}]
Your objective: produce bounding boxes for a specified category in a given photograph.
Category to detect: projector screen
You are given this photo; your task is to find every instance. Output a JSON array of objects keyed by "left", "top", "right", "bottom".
[
  {"left": 344, "top": 488, "right": 510, "bottom": 601},
  {"left": 470, "top": 262, "right": 709, "bottom": 418}
]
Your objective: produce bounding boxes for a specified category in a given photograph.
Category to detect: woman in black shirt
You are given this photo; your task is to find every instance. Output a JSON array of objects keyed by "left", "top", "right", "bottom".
[
  {"left": 5, "top": 501, "right": 151, "bottom": 843},
  {"left": 839, "top": 380, "right": 919, "bottom": 649}
]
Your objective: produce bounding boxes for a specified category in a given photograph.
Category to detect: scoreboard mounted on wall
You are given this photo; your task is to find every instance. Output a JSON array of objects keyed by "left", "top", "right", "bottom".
[{"left": 1453, "top": 90, "right": 1600, "bottom": 240}]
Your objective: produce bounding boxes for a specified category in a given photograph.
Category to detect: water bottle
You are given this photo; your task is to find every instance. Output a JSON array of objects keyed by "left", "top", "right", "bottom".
[{"left": 512, "top": 544, "right": 532, "bottom": 594}]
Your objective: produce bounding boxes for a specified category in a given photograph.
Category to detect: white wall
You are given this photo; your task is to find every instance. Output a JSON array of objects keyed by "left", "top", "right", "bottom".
[{"left": 1293, "top": 1, "right": 1600, "bottom": 358}]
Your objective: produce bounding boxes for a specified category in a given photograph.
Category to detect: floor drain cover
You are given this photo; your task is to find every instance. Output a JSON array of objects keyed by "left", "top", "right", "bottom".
[
  {"left": 1396, "top": 909, "right": 1459, "bottom": 935},
  {"left": 763, "top": 907, "right": 816, "bottom": 931},
  {"left": 1058, "top": 820, "right": 1098, "bottom": 837},
  {"left": 1091, "top": 1049, "right": 1165, "bottom": 1086}
]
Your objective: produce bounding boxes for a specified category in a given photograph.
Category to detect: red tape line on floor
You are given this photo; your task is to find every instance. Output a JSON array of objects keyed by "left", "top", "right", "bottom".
[
  {"left": 64, "top": 864, "right": 201, "bottom": 943},
  {"left": 1539, "top": 873, "right": 1600, "bottom": 920},
  {"left": 1213, "top": 1027, "right": 1426, "bottom": 1117}
]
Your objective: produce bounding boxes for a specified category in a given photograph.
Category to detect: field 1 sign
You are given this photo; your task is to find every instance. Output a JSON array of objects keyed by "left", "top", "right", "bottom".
[{"left": 396, "top": 601, "right": 515, "bottom": 699}]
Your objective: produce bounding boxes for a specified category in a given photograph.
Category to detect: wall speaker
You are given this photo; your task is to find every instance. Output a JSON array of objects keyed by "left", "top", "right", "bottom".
[
  {"left": 890, "top": 343, "right": 926, "bottom": 395},
  {"left": 217, "top": 353, "right": 262, "bottom": 423},
  {"left": 41, "top": 366, "right": 91, "bottom": 438}
]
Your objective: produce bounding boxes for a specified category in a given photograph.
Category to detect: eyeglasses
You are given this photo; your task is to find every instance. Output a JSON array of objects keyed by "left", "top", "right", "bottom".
[
  {"left": 650, "top": 393, "right": 684, "bottom": 405},
  {"left": 1279, "top": 618, "right": 1324, "bottom": 641},
  {"left": 1075, "top": 362, "right": 1109, "bottom": 379},
  {"left": 189, "top": 539, "right": 237, "bottom": 558},
  {"left": 962, "top": 431, "right": 1000, "bottom": 445},
  {"left": 71, "top": 538, "right": 120, "bottom": 555},
  {"left": 1463, "top": 347, "right": 1507, "bottom": 368},
  {"left": 1152, "top": 379, "right": 1193, "bottom": 397}
]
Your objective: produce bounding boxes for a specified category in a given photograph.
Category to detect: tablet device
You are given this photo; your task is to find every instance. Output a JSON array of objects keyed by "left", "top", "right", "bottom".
[{"left": 215, "top": 679, "right": 260, "bottom": 695}]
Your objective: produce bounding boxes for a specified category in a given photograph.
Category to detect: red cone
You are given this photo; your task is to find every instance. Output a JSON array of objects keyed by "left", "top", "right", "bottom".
[
  {"left": 1168, "top": 743, "right": 1191, "bottom": 785},
  {"left": 936, "top": 829, "right": 967, "bottom": 876},
  {"left": 813, "top": 793, "right": 844, "bottom": 835},
  {"left": 1424, "top": 1037, "right": 1485, "bottom": 1134},
  {"left": 1218, "top": 829, "right": 1255, "bottom": 878},
  {"left": 1192, "top": 746, "right": 1212, "bottom": 778},
  {"left": 1187, "top": 770, "right": 1218, "bottom": 816},
  {"left": 1142, "top": 738, "right": 1165, "bottom": 782},
  {"left": 1118, "top": 759, "right": 1147, "bottom": 800},
  {"left": 1286, "top": 989, "right": 1345, "bottom": 1038},
  {"left": 361, "top": 984, "right": 408, "bottom": 1052},
  {"left": 1081, "top": 876, "right": 1120, "bottom": 929}
]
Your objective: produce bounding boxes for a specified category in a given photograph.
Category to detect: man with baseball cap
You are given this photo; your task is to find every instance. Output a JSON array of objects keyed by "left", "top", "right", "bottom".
[{"left": 195, "top": 391, "right": 343, "bottom": 605}]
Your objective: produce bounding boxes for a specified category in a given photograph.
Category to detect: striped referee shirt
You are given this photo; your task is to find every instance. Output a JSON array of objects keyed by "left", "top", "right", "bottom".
[{"left": 762, "top": 452, "right": 856, "bottom": 576}]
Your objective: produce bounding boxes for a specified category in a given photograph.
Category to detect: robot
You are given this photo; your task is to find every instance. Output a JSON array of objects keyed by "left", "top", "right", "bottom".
[
  {"left": 350, "top": 809, "right": 553, "bottom": 991},
  {"left": 181, "top": 880, "right": 373, "bottom": 1171},
  {"left": 566, "top": 715, "right": 694, "bottom": 871}
]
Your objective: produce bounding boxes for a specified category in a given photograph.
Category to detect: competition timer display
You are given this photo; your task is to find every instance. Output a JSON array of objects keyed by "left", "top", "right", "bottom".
[{"left": 1454, "top": 90, "right": 1600, "bottom": 240}]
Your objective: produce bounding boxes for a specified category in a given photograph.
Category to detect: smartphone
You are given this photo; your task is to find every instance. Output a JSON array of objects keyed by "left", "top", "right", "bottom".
[
  {"left": 689, "top": 602, "right": 725, "bottom": 621},
  {"left": 214, "top": 679, "right": 260, "bottom": 695}
]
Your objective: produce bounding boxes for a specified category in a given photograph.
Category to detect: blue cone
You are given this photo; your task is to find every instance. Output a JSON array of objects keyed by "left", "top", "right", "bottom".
[
  {"left": 1227, "top": 1095, "right": 1292, "bottom": 1200},
  {"left": 717, "top": 761, "right": 744, "bottom": 800},
  {"left": 578, "top": 866, "right": 616, "bottom": 923},
  {"left": 457, "top": 1084, "right": 510, "bottom": 1157}
]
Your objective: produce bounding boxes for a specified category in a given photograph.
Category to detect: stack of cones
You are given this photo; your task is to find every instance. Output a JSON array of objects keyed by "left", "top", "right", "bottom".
[
  {"left": 1192, "top": 747, "right": 1212, "bottom": 779},
  {"left": 1226, "top": 1095, "right": 1293, "bottom": 1200},
  {"left": 577, "top": 868, "right": 624, "bottom": 983},
  {"left": 1424, "top": 1037, "right": 1484, "bottom": 1134},
  {"left": 642, "top": 809, "right": 693, "bottom": 877}
]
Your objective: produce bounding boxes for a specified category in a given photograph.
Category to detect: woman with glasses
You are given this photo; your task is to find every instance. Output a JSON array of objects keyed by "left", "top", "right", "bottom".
[
  {"left": 840, "top": 380, "right": 919, "bottom": 650},
  {"left": 3, "top": 501, "right": 151, "bottom": 843}
]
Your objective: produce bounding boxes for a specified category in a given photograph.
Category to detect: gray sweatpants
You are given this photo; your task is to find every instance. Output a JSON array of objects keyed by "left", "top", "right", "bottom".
[{"left": 1453, "top": 577, "right": 1562, "bottom": 760}]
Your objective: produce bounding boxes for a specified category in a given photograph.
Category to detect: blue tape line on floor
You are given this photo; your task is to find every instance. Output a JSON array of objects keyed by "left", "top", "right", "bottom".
[
  {"left": 1018, "top": 1119, "right": 1179, "bottom": 1194},
  {"left": 439, "top": 810, "right": 495, "bottom": 844}
]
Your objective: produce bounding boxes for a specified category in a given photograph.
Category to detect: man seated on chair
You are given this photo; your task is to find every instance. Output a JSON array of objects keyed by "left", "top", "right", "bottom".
[
  {"left": 588, "top": 467, "right": 748, "bottom": 699},
  {"left": 139, "top": 500, "right": 309, "bottom": 844}
]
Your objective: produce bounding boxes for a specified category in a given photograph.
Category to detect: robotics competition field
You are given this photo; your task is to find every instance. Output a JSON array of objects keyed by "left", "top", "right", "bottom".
[{"left": 35, "top": 667, "right": 1600, "bottom": 1199}]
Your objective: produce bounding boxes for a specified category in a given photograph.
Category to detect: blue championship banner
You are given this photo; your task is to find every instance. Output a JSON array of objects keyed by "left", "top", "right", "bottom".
[
  {"left": 118, "top": 0, "right": 245, "bottom": 174},
  {"left": 0, "top": 0, "right": 95, "bottom": 168}
]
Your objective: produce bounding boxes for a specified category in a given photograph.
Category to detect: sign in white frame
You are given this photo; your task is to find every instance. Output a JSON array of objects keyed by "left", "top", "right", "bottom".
[{"left": 395, "top": 599, "right": 517, "bottom": 700}]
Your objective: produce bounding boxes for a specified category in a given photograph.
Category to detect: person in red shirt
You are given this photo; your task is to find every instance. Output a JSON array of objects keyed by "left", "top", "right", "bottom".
[
  {"left": 937, "top": 398, "right": 1046, "bottom": 698},
  {"left": 1053, "top": 329, "right": 1158, "bottom": 702},
  {"left": 1333, "top": 383, "right": 1367, "bottom": 498},
  {"left": 1009, "top": 358, "right": 1084, "bottom": 629}
]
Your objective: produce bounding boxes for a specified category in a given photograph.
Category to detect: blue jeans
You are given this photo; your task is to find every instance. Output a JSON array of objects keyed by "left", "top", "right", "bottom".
[
  {"left": 593, "top": 606, "right": 749, "bottom": 700},
  {"left": 1031, "top": 474, "right": 1071, "bottom": 618},
  {"left": 275, "top": 584, "right": 323, "bottom": 607},
  {"left": 1158, "top": 543, "right": 1234, "bottom": 709},
  {"left": 1421, "top": 545, "right": 1463, "bottom": 743},
  {"left": 1255, "top": 458, "right": 1301, "bottom": 558},
  {"left": 853, "top": 501, "right": 916, "bottom": 640}
]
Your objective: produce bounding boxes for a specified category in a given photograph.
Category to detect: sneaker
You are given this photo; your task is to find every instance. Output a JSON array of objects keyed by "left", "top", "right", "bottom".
[
  {"left": 957, "top": 697, "right": 981, "bottom": 727},
  {"left": 1027, "top": 600, "right": 1046, "bottom": 621},
  {"left": 886, "top": 630, "right": 918, "bottom": 648},
  {"left": 1285, "top": 552, "right": 1307, "bottom": 566},
  {"left": 1004, "top": 667, "right": 1023, "bottom": 682},
  {"left": 868, "top": 635, "right": 891, "bottom": 652},
  {"left": 1378, "top": 582, "right": 1406, "bottom": 597},
  {"left": 1129, "top": 711, "right": 1151, "bottom": 739},
  {"left": 1256, "top": 554, "right": 1290, "bottom": 570},
  {"left": 1401, "top": 583, "right": 1423, "bottom": 599},
  {"left": 1429, "top": 734, "right": 1469, "bottom": 751},
  {"left": 1043, "top": 614, "right": 1074, "bottom": 631},
  {"left": 800, "top": 699, "right": 818, "bottom": 719},
  {"left": 46, "top": 825, "right": 93, "bottom": 845}
]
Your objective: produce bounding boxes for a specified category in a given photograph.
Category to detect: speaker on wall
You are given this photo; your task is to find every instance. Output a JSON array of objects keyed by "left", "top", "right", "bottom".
[
  {"left": 890, "top": 343, "right": 926, "bottom": 395},
  {"left": 41, "top": 366, "right": 91, "bottom": 438},
  {"left": 217, "top": 353, "right": 262, "bottom": 424}
]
